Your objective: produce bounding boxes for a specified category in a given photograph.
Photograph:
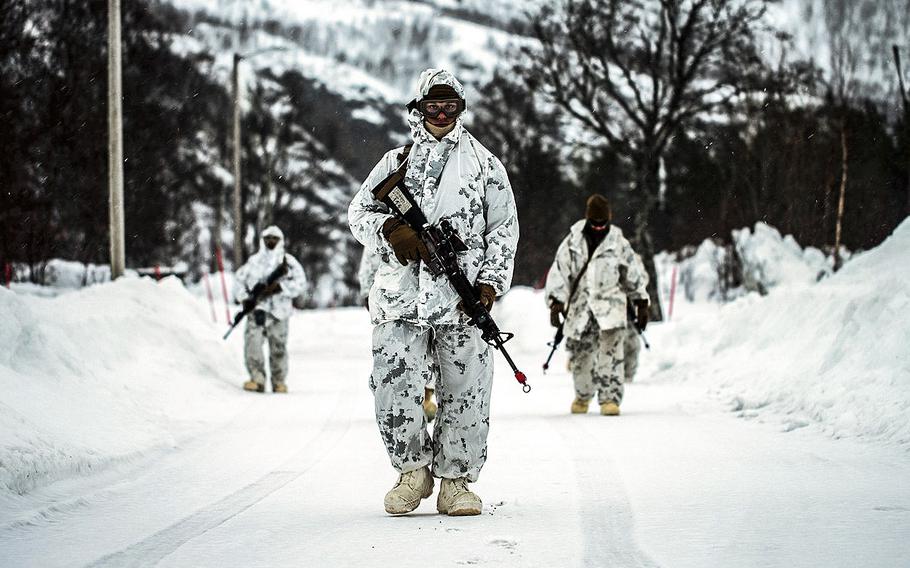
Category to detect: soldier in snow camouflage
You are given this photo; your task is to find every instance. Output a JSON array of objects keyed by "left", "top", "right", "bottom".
[
  {"left": 545, "top": 195, "right": 649, "bottom": 416},
  {"left": 231, "top": 226, "right": 307, "bottom": 394},
  {"left": 348, "top": 69, "right": 518, "bottom": 516}
]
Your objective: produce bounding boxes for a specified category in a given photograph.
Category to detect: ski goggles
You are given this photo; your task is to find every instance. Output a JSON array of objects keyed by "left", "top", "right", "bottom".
[{"left": 418, "top": 98, "right": 465, "bottom": 118}]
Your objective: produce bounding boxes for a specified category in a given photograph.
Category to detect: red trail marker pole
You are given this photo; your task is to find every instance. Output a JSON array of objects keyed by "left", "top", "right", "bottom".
[
  {"left": 215, "top": 247, "right": 231, "bottom": 324},
  {"left": 4, "top": 263, "right": 11, "bottom": 288},
  {"left": 154, "top": 264, "right": 161, "bottom": 282},
  {"left": 203, "top": 272, "right": 217, "bottom": 323}
]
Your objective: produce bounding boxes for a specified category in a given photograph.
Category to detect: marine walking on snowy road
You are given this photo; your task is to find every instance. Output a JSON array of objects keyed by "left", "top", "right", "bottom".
[
  {"left": 348, "top": 68, "right": 519, "bottom": 516},
  {"left": 230, "top": 226, "right": 307, "bottom": 394},
  {"left": 545, "top": 195, "right": 650, "bottom": 416}
]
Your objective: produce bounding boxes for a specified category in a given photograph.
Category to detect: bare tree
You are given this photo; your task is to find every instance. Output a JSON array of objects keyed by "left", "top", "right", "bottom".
[{"left": 520, "top": 0, "right": 771, "bottom": 318}]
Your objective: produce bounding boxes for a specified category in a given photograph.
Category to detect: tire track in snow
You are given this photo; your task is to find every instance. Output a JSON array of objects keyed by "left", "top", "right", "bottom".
[
  {"left": 86, "top": 389, "right": 351, "bottom": 568},
  {"left": 555, "top": 418, "right": 661, "bottom": 568}
]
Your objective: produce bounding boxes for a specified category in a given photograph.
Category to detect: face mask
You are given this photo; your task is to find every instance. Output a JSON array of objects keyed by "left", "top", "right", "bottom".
[{"left": 587, "top": 220, "right": 609, "bottom": 232}]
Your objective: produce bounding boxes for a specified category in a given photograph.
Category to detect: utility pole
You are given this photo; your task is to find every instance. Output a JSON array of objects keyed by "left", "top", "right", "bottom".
[
  {"left": 894, "top": 45, "right": 910, "bottom": 216},
  {"left": 108, "top": 0, "right": 125, "bottom": 279},
  {"left": 232, "top": 52, "right": 243, "bottom": 268}
]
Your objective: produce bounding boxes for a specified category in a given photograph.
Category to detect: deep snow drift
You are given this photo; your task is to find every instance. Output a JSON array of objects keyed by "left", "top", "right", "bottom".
[
  {"left": 0, "top": 277, "right": 246, "bottom": 496},
  {"left": 648, "top": 218, "right": 910, "bottom": 446}
]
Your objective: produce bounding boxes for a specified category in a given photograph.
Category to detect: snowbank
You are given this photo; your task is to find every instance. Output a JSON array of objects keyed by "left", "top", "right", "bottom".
[
  {"left": 645, "top": 219, "right": 910, "bottom": 447},
  {"left": 0, "top": 278, "right": 245, "bottom": 495},
  {"left": 733, "top": 222, "right": 831, "bottom": 293},
  {"left": 658, "top": 222, "right": 838, "bottom": 304}
]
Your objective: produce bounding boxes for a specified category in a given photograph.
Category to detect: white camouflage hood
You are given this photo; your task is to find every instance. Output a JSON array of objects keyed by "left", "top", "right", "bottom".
[
  {"left": 258, "top": 225, "right": 285, "bottom": 257},
  {"left": 407, "top": 68, "right": 468, "bottom": 142}
]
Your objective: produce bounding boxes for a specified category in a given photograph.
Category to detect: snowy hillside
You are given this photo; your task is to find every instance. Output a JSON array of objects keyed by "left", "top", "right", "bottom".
[{"left": 173, "top": 0, "right": 529, "bottom": 105}]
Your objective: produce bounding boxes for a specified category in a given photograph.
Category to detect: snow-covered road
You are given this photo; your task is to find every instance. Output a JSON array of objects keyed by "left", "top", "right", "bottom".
[{"left": 2, "top": 305, "right": 908, "bottom": 568}]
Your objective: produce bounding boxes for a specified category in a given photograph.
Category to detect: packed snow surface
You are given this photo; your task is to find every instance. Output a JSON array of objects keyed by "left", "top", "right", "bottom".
[{"left": 1, "top": 221, "right": 908, "bottom": 566}]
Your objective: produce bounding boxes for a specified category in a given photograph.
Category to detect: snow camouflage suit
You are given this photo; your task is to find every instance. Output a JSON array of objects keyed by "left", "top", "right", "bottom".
[
  {"left": 357, "top": 248, "right": 382, "bottom": 304},
  {"left": 232, "top": 226, "right": 307, "bottom": 386},
  {"left": 359, "top": 249, "right": 438, "bottom": 390},
  {"left": 545, "top": 220, "right": 648, "bottom": 404},
  {"left": 348, "top": 69, "right": 518, "bottom": 481}
]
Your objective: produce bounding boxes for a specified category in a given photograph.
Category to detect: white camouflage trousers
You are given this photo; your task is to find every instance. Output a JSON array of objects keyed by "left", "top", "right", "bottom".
[
  {"left": 565, "top": 318, "right": 625, "bottom": 405},
  {"left": 244, "top": 312, "right": 289, "bottom": 386},
  {"left": 370, "top": 320, "right": 493, "bottom": 482},
  {"left": 623, "top": 325, "right": 641, "bottom": 383}
]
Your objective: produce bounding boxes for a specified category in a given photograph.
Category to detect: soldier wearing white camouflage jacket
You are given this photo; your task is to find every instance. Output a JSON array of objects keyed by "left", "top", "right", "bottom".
[
  {"left": 545, "top": 195, "right": 649, "bottom": 416},
  {"left": 348, "top": 68, "right": 518, "bottom": 516},
  {"left": 232, "top": 225, "right": 307, "bottom": 394}
]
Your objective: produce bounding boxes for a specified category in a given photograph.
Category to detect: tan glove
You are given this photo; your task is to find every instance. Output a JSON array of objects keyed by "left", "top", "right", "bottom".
[
  {"left": 383, "top": 218, "right": 430, "bottom": 265},
  {"left": 477, "top": 283, "right": 496, "bottom": 311},
  {"left": 457, "top": 283, "right": 496, "bottom": 312},
  {"left": 263, "top": 281, "right": 282, "bottom": 296},
  {"left": 549, "top": 300, "right": 565, "bottom": 328}
]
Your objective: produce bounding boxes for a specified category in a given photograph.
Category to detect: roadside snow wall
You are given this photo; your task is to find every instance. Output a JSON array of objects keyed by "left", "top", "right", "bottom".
[
  {"left": 648, "top": 219, "right": 910, "bottom": 447},
  {"left": 0, "top": 278, "right": 244, "bottom": 496},
  {"left": 658, "top": 222, "right": 840, "bottom": 304}
]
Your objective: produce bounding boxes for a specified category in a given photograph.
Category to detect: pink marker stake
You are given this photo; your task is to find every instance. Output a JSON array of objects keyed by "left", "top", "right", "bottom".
[
  {"left": 667, "top": 264, "right": 679, "bottom": 321},
  {"left": 4, "top": 263, "right": 11, "bottom": 288},
  {"left": 154, "top": 264, "right": 161, "bottom": 282}
]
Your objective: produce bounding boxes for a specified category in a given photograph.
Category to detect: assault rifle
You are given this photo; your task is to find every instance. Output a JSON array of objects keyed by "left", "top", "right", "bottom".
[
  {"left": 371, "top": 154, "right": 530, "bottom": 393},
  {"left": 543, "top": 257, "right": 592, "bottom": 373},
  {"left": 627, "top": 302, "right": 651, "bottom": 350},
  {"left": 223, "top": 258, "right": 288, "bottom": 340}
]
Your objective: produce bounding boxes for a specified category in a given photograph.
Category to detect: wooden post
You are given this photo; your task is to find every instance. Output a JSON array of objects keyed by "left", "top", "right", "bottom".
[
  {"left": 108, "top": 0, "right": 125, "bottom": 279},
  {"left": 232, "top": 53, "right": 244, "bottom": 269}
]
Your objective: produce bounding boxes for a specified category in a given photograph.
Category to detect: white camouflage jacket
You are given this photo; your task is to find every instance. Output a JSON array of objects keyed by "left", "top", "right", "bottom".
[
  {"left": 232, "top": 232, "right": 307, "bottom": 321},
  {"left": 357, "top": 248, "right": 381, "bottom": 302},
  {"left": 545, "top": 220, "right": 649, "bottom": 339},
  {"left": 348, "top": 70, "right": 519, "bottom": 326}
]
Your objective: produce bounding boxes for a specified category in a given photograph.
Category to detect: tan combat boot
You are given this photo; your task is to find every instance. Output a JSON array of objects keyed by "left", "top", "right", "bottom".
[
  {"left": 384, "top": 466, "right": 434, "bottom": 515},
  {"left": 570, "top": 397, "right": 590, "bottom": 414},
  {"left": 437, "top": 477, "right": 482, "bottom": 516},
  {"left": 273, "top": 382, "right": 288, "bottom": 393},
  {"left": 423, "top": 387, "right": 438, "bottom": 422},
  {"left": 243, "top": 380, "right": 264, "bottom": 393},
  {"left": 600, "top": 401, "right": 621, "bottom": 416}
]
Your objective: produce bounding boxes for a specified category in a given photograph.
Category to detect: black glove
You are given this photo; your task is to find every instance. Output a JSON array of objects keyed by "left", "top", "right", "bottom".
[
  {"left": 634, "top": 299, "right": 649, "bottom": 332},
  {"left": 242, "top": 298, "right": 256, "bottom": 312},
  {"left": 383, "top": 218, "right": 430, "bottom": 265},
  {"left": 549, "top": 300, "right": 565, "bottom": 328}
]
